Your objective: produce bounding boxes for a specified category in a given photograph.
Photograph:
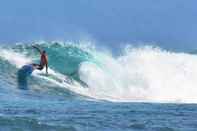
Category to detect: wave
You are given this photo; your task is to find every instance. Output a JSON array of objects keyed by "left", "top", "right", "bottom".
[{"left": 0, "top": 42, "right": 197, "bottom": 103}]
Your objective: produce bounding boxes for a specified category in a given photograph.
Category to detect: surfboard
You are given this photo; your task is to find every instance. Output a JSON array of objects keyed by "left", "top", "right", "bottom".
[
  {"left": 38, "top": 73, "right": 62, "bottom": 82},
  {"left": 38, "top": 73, "right": 73, "bottom": 84}
]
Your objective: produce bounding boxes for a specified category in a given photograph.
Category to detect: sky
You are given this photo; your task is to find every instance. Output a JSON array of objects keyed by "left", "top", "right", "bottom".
[{"left": 0, "top": 0, "right": 196, "bottom": 51}]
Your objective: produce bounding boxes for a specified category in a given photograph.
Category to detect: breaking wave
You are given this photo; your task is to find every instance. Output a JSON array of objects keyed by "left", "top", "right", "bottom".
[{"left": 0, "top": 41, "right": 197, "bottom": 103}]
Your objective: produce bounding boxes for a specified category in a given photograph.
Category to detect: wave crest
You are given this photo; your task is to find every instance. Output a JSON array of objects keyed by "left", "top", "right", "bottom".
[{"left": 1, "top": 42, "right": 197, "bottom": 103}]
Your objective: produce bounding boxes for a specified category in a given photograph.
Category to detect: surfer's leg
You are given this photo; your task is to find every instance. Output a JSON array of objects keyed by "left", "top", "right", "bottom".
[
  {"left": 36, "top": 64, "right": 44, "bottom": 70},
  {"left": 32, "top": 64, "right": 41, "bottom": 70},
  {"left": 32, "top": 63, "right": 44, "bottom": 70}
]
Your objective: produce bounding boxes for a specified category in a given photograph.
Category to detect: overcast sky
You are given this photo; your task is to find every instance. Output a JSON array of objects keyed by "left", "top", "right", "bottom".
[{"left": 0, "top": 0, "right": 196, "bottom": 51}]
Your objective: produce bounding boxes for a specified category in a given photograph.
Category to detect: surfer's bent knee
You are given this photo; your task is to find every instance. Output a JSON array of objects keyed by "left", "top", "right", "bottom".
[{"left": 37, "top": 65, "right": 44, "bottom": 70}]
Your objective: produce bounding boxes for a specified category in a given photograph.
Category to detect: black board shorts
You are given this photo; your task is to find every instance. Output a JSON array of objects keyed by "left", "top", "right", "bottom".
[
  {"left": 37, "top": 64, "right": 44, "bottom": 70},
  {"left": 32, "top": 64, "right": 44, "bottom": 70}
]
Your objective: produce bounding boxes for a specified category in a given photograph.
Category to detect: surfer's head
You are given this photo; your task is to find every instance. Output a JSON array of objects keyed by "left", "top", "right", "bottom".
[{"left": 42, "top": 50, "right": 46, "bottom": 54}]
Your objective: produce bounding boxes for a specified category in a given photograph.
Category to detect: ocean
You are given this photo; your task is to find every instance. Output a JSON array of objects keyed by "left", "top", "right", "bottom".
[{"left": 0, "top": 42, "right": 197, "bottom": 131}]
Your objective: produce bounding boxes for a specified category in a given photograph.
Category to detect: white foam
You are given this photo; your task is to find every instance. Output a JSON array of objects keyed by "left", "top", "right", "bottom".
[
  {"left": 78, "top": 46, "right": 197, "bottom": 103},
  {"left": 0, "top": 49, "right": 32, "bottom": 68}
]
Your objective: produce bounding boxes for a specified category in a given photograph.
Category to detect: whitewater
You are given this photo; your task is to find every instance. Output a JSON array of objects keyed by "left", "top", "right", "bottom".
[{"left": 0, "top": 42, "right": 197, "bottom": 103}]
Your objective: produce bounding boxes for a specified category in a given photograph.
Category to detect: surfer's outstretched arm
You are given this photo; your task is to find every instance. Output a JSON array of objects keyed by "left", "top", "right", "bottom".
[{"left": 32, "top": 45, "right": 42, "bottom": 54}]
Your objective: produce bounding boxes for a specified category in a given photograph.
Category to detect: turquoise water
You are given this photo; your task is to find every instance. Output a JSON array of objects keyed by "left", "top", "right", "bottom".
[{"left": 0, "top": 42, "right": 197, "bottom": 131}]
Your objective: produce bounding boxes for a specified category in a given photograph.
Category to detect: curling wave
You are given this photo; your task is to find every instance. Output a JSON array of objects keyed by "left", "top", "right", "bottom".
[{"left": 0, "top": 42, "right": 197, "bottom": 103}]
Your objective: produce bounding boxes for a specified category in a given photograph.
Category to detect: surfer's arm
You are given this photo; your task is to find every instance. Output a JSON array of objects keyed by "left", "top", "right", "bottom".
[{"left": 32, "top": 45, "right": 42, "bottom": 54}]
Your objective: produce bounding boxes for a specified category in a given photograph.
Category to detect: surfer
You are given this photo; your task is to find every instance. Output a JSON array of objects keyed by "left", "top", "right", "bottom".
[{"left": 32, "top": 45, "right": 48, "bottom": 74}]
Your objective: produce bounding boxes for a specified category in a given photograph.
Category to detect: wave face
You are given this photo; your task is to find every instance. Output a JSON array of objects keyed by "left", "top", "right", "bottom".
[{"left": 0, "top": 42, "right": 197, "bottom": 103}]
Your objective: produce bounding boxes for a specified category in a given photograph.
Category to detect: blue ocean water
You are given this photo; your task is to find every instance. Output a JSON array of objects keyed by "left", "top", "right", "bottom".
[{"left": 0, "top": 42, "right": 197, "bottom": 131}]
